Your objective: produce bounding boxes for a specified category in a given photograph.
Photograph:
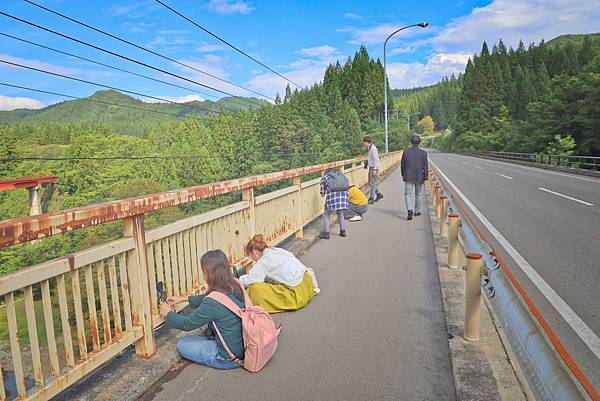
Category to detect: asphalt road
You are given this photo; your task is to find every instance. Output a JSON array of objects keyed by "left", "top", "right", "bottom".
[
  {"left": 141, "top": 168, "right": 456, "bottom": 401},
  {"left": 428, "top": 152, "right": 600, "bottom": 390}
]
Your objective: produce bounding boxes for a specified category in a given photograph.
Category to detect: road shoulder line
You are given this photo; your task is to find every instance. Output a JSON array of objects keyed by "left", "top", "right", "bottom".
[{"left": 430, "top": 159, "right": 600, "bottom": 360}]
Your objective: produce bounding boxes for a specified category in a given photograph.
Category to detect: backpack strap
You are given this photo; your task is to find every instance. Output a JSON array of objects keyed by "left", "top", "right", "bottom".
[
  {"left": 206, "top": 291, "right": 243, "bottom": 318},
  {"left": 205, "top": 291, "right": 244, "bottom": 365}
]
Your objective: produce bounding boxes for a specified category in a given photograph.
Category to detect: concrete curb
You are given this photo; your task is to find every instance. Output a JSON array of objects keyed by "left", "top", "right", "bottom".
[
  {"left": 425, "top": 184, "right": 532, "bottom": 401},
  {"left": 54, "top": 164, "right": 400, "bottom": 401}
]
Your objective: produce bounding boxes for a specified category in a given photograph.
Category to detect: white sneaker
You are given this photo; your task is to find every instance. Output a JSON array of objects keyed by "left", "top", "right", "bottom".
[{"left": 349, "top": 215, "right": 362, "bottom": 222}]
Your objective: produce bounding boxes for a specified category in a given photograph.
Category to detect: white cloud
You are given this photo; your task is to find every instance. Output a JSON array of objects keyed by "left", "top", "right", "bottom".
[
  {"left": 342, "top": 13, "right": 365, "bottom": 22},
  {"left": 0, "top": 95, "right": 45, "bottom": 111},
  {"left": 147, "top": 36, "right": 194, "bottom": 49},
  {"left": 0, "top": 54, "right": 82, "bottom": 76},
  {"left": 197, "top": 44, "right": 225, "bottom": 53},
  {"left": 123, "top": 22, "right": 156, "bottom": 33},
  {"left": 362, "top": 0, "right": 600, "bottom": 89},
  {"left": 145, "top": 94, "right": 206, "bottom": 104},
  {"left": 248, "top": 44, "right": 341, "bottom": 100},
  {"left": 339, "top": 23, "right": 429, "bottom": 46},
  {"left": 386, "top": 52, "right": 470, "bottom": 88},
  {"left": 166, "top": 54, "right": 252, "bottom": 99},
  {"left": 208, "top": 0, "right": 254, "bottom": 15},
  {"left": 432, "top": 0, "right": 600, "bottom": 53},
  {"left": 112, "top": 1, "right": 158, "bottom": 18},
  {"left": 296, "top": 45, "right": 339, "bottom": 58}
]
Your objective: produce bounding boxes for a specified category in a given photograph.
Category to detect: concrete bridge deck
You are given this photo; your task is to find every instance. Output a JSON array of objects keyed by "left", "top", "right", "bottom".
[{"left": 142, "top": 169, "right": 457, "bottom": 401}]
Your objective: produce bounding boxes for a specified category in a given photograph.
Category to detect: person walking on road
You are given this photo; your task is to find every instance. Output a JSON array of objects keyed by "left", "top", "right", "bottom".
[
  {"left": 362, "top": 136, "right": 383, "bottom": 204},
  {"left": 401, "top": 135, "right": 428, "bottom": 221}
]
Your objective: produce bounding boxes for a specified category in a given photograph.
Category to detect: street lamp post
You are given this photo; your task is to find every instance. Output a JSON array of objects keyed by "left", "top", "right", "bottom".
[{"left": 384, "top": 22, "right": 429, "bottom": 153}]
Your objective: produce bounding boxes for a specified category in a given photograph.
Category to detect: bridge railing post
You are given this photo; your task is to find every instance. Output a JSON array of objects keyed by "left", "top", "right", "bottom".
[
  {"left": 293, "top": 176, "right": 304, "bottom": 239},
  {"left": 439, "top": 196, "right": 448, "bottom": 236},
  {"left": 435, "top": 186, "right": 442, "bottom": 217},
  {"left": 123, "top": 215, "right": 156, "bottom": 357},
  {"left": 464, "top": 253, "right": 483, "bottom": 341},
  {"left": 448, "top": 214, "right": 459, "bottom": 269},
  {"left": 242, "top": 187, "right": 256, "bottom": 237}
]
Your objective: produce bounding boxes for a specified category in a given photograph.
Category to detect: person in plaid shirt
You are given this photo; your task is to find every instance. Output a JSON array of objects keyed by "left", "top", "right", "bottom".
[{"left": 318, "top": 169, "right": 348, "bottom": 239}]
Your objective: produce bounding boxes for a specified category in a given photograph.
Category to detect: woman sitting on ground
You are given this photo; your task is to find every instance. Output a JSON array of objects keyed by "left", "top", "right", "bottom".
[
  {"left": 239, "top": 234, "right": 320, "bottom": 313},
  {"left": 159, "top": 250, "right": 244, "bottom": 370}
]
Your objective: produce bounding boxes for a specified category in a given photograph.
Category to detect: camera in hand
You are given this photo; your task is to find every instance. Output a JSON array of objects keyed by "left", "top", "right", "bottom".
[
  {"left": 232, "top": 265, "right": 247, "bottom": 279},
  {"left": 157, "top": 281, "right": 167, "bottom": 304}
]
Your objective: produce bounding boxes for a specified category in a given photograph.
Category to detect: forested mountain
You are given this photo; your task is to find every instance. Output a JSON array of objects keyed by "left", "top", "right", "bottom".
[
  {"left": 449, "top": 34, "right": 600, "bottom": 155},
  {"left": 0, "top": 90, "right": 267, "bottom": 136},
  {"left": 0, "top": 46, "right": 409, "bottom": 273},
  {"left": 393, "top": 33, "right": 600, "bottom": 156},
  {"left": 392, "top": 76, "right": 462, "bottom": 130}
]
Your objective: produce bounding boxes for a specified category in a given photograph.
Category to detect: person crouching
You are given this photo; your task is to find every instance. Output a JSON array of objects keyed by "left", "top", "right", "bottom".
[
  {"left": 239, "top": 234, "right": 320, "bottom": 313},
  {"left": 344, "top": 185, "right": 369, "bottom": 222}
]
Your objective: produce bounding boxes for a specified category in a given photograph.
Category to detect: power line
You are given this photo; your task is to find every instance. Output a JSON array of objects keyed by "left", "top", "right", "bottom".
[
  {"left": 0, "top": 32, "right": 221, "bottom": 100},
  {"left": 20, "top": 0, "right": 276, "bottom": 102},
  {"left": 0, "top": 152, "right": 319, "bottom": 162},
  {"left": 0, "top": 11, "right": 267, "bottom": 107},
  {"left": 0, "top": 31, "right": 254, "bottom": 107},
  {"left": 0, "top": 82, "right": 205, "bottom": 119},
  {"left": 154, "top": 0, "right": 303, "bottom": 89},
  {"left": 0, "top": 59, "right": 226, "bottom": 115}
]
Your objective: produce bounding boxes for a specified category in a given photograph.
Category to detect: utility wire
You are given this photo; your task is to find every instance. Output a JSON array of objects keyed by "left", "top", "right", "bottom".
[
  {"left": 0, "top": 82, "right": 206, "bottom": 119},
  {"left": 154, "top": 0, "right": 303, "bottom": 89},
  {"left": 0, "top": 32, "right": 252, "bottom": 107},
  {"left": 0, "top": 152, "right": 319, "bottom": 162},
  {"left": 0, "top": 59, "right": 226, "bottom": 115},
  {"left": 0, "top": 11, "right": 267, "bottom": 107},
  {"left": 20, "top": 0, "right": 275, "bottom": 102}
]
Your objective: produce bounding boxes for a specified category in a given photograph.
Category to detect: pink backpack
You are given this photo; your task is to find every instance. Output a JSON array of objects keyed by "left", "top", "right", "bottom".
[{"left": 206, "top": 280, "right": 281, "bottom": 372}]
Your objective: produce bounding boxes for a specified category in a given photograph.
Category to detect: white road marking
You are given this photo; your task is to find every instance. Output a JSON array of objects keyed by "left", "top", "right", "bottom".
[
  {"left": 538, "top": 187, "right": 595, "bottom": 206},
  {"left": 475, "top": 166, "right": 485, "bottom": 170},
  {"left": 494, "top": 173, "right": 513, "bottom": 180},
  {"left": 458, "top": 155, "right": 600, "bottom": 183},
  {"left": 430, "top": 159, "right": 600, "bottom": 360}
]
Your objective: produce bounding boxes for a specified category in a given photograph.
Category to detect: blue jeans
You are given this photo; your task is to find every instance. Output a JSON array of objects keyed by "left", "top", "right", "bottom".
[{"left": 176, "top": 335, "right": 241, "bottom": 370}]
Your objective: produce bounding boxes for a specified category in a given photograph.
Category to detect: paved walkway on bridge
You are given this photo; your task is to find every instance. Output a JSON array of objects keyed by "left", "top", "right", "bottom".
[{"left": 144, "top": 169, "right": 456, "bottom": 401}]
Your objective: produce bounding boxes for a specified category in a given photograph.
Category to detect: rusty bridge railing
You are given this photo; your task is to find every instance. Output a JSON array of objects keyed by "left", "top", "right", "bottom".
[{"left": 0, "top": 152, "right": 401, "bottom": 401}]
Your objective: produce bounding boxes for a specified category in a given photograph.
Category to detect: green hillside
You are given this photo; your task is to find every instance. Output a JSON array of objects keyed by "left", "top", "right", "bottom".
[
  {"left": 0, "top": 90, "right": 268, "bottom": 136},
  {"left": 547, "top": 33, "right": 600, "bottom": 48}
]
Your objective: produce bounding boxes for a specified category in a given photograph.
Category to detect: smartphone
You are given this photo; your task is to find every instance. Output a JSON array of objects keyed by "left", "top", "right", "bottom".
[{"left": 157, "top": 281, "right": 167, "bottom": 304}]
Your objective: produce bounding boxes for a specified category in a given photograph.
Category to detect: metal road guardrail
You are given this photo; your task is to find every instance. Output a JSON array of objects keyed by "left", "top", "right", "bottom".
[
  {"left": 0, "top": 152, "right": 402, "bottom": 401},
  {"left": 427, "top": 162, "right": 599, "bottom": 401},
  {"left": 469, "top": 151, "right": 600, "bottom": 172}
]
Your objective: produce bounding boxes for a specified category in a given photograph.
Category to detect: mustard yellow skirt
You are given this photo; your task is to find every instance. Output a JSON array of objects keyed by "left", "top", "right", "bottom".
[{"left": 247, "top": 272, "right": 315, "bottom": 314}]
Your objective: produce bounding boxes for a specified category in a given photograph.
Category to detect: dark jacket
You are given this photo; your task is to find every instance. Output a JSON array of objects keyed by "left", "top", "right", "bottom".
[{"left": 401, "top": 146, "right": 428, "bottom": 183}]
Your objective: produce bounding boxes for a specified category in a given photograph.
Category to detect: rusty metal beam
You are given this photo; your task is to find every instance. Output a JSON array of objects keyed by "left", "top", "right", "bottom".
[{"left": 0, "top": 157, "right": 368, "bottom": 248}]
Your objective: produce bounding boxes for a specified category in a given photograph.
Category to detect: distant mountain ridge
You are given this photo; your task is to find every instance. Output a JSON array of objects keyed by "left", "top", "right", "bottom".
[{"left": 0, "top": 90, "right": 268, "bottom": 135}]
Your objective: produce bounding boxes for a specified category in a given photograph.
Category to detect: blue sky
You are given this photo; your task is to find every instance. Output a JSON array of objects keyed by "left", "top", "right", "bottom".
[{"left": 1, "top": 0, "right": 599, "bottom": 110}]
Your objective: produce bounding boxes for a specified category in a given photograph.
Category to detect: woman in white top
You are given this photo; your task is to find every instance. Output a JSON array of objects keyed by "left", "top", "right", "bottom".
[{"left": 239, "top": 234, "right": 320, "bottom": 313}]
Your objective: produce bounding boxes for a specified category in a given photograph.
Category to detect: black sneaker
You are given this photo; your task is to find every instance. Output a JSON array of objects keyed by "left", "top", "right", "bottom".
[
  {"left": 340, "top": 230, "right": 347, "bottom": 237},
  {"left": 414, "top": 212, "right": 421, "bottom": 216},
  {"left": 407, "top": 210, "right": 413, "bottom": 220},
  {"left": 318, "top": 231, "right": 330, "bottom": 239},
  {"left": 375, "top": 193, "right": 384, "bottom": 202},
  {"left": 368, "top": 198, "right": 374, "bottom": 205}
]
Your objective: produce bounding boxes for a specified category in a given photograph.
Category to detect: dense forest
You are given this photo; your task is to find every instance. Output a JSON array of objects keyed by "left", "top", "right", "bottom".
[
  {"left": 393, "top": 33, "right": 600, "bottom": 156},
  {"left": 0, "top": 46, "right": 410, "bottom": 273}
]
